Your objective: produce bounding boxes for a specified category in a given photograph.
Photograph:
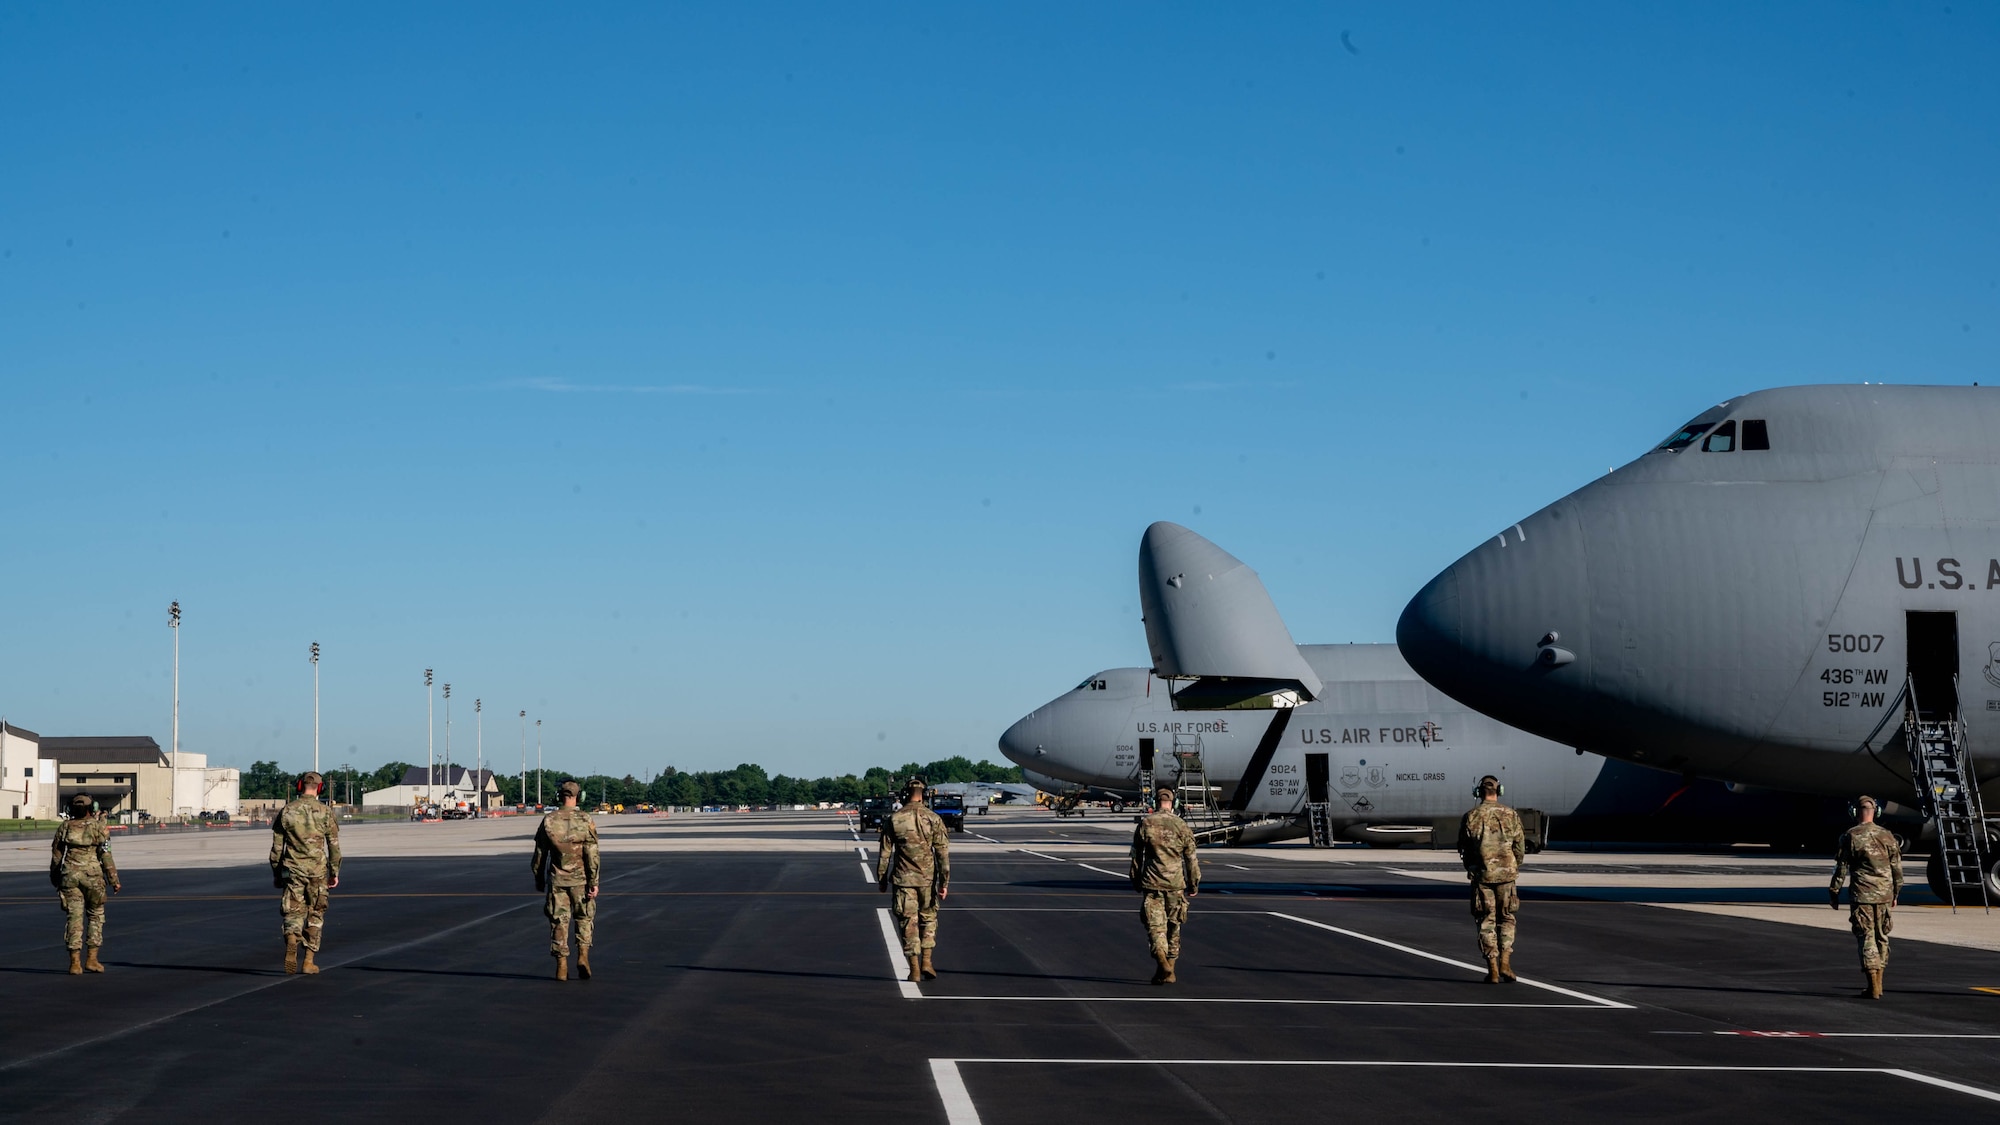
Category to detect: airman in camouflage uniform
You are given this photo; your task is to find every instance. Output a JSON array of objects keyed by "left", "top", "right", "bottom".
[
  {"left": 1129, "top": 786, "right": 1200, "bottom": 985},
  {"left": 51, "top": 793, "right": 120, "bottom": 975},
  {"left": 1459, "top": 775, "right": 1525, "bottom": 984},
  {"left": 532, "top": 780, "right": 601, "bottom": 981},
  {"left": 1830, "top": 795, "right": 1902, "bottom": 999},
  {"left": 877, "top": 778, "right": 950, "bottom": 983},
  {"left": 271, "top": 770, "right": 341, "bottom": 974}
]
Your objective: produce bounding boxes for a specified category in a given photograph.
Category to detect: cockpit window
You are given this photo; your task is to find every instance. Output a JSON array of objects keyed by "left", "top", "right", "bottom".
[
  {"left": 1702, "top": 420, "right": 1736, "bottom": 452},
  {"left": 1075, "top": 677, "right": 1108, "bottom": 691},
  {"left": 1656, "top": 422, "right": 1712, "bottom": 452},
  {"left": 1742, "top": 419, "right": 1769, "bottom": 450}
]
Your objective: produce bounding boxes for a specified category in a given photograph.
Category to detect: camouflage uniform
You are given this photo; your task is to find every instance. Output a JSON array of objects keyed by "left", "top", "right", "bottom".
[
  {"left": 271, "top": 791, "right": 342, "bottom": 955},
  {"left": 51, "top": 812, "right": 119, "bottom": 958},
  {"left": 1460, "top": 801, "right": 1525, "bottom": 963},
  {"left": 1130, "top": 805, "right": 1200, "bottom": 975},
  {"left": 1831, "top": 821, "right": 1902, "bottom": 973},
  {"left": 532, "top": 804, "right": 601, "bottom": 957},
  {"left": 876, "top": 793, "right": 950, "bottom": 969}
]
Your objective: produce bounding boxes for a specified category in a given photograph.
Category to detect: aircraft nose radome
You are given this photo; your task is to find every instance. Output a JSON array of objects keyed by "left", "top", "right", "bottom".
[
  {"left": 998, "top": 712, "right": 1045, "bottom": 768},
  {"left": 1400, "top": 504, "right": 1591, "bottom": 731},
  {"left": 1396, "top": 565, "right": 1462, "bottom": 687}
]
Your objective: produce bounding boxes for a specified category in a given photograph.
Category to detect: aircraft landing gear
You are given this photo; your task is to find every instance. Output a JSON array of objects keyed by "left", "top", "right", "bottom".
[{"left": 1925, "top": 839, "right": 2000, "bottom": 906}]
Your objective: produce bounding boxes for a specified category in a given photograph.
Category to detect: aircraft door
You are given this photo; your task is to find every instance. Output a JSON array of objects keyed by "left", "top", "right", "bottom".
[
  {"left": 1305, "top": 753, "right": 1330, "bottom": 804},
  {"left": 1906, "top": 611, "right": 1959, "bottom": 721},
  {"left": 1139, "top": 739, "right": 1155, "bottom": 772}
]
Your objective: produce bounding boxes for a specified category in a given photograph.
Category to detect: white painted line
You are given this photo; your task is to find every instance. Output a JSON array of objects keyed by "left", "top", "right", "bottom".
[
  {"left": 930, "top": 1059, "right": 982, "bottom": 1125},
  {"left": 1077, "top": 864, "right": 1125, "bottom": 879},
  {"left": 875, "top": 907, "right": 922, "bottom": 999},
  {"left": 974, "top": 834, "right": 1002, "bottom": 843},
  {"left": 1220, "top": 863, "right": 1251, "bottom": 871},
  {"left": 924, "top": 997, "right": 1597, "bottom": 1008},
  {"left": 1885, "top": 1069, "right": 2000, "bottom": 1103},
  {"left": 854, "top": 844, "right": 868, "bottom": 858},
  {"left": 1018, "top": 850, "right": 1064, "bottom": 861},
  {"left": 1269, "top": 912, "right": 1634, "bottom": 1010},
  {"left": 939, "top": 1058, "right": 2000, "bottom": 1103},
  {"left": 1721, "top": 1032, "right": 2000, "bottom": 1040},
  {"left": 858, "top": 861, "right": 875, "bottom": 882}
]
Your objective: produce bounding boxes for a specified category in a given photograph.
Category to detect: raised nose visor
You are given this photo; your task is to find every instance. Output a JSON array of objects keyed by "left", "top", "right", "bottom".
[{"left": 1138, "top": 522, "right": 1322, "bottom": 708}]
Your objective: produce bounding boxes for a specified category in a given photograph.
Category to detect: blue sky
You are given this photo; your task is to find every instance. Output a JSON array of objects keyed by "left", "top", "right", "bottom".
[{"left": 3, "top": 3, "right": 1995, "bottom": 779}]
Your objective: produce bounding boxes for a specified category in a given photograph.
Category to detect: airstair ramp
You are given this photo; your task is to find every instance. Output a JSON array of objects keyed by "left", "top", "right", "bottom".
[{"left": 1903, "top": 681, "right": 1991, "bottom": 913}]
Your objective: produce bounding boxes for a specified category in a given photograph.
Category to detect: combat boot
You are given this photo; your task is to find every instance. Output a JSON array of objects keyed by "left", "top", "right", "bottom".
[
  {"left": 284, "top": 935, "right": 300, "bottom": 974},
  {"left": 906, "top": 953, "right": 923, "bottom": 985},
  {"left": 1868, "top": 968, "right": 1883, "bottom": 999},
  {"left": 555, "top": 953, "right": 569, "bottom": 981},
  {"left": 1498, "top": 951, "right": 1516, "bottom": 983},
  {"left": 300, "top": 947, "right": 320, "bottom": 975},
  {"left": 1484, "top": 956, "right": 1501, "bottom": 984},
  {"left": 920, "top": 948, "right": 936, "bottom": 980},
  {"left": 84, "top": 947, "right": 104, "bottom": 973},
  {"left": 1150, "top": 955, "right": 1169, "bottom": 985},
  {"left": 577, "top": 945, "right": 592, "bottom": 980},
  {"left": 1162, "top": 957, "right": 1177, "bottom": 985},
  {"left": 67, "top": 950, "right": 82, "bottom": 975}
]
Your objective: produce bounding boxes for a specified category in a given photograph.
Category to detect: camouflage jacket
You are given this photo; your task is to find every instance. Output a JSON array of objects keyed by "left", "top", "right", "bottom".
[
  {"left": 1831, "top": 822, "right": 1903, "bottom": 905},
  {"left": 533, "top": 807, "right": 601, "bottom": 889},
  {"left": 1130, "top": 809, "right": 1200, "bottom": 893},
  {"left": 271, "top": 796, "right": 342, "bottom": 881},
  {"left": 1459, "top": 802, "right": 1525, "bottom": 884},
  {"left": 877, "top": 800, "right": 950, "bottom": 889},
  {"left": 50, "top": 815, "right": 117, "bottom": 885}
]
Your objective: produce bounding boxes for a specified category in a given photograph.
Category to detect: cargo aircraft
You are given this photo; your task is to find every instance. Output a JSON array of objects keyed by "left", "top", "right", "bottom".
[
  {"left": 999, "top": 522, "right": 1842, "bottom": 847},
  {"left": 1397, "top": 384, "right": 2000, "bottom": 899}
]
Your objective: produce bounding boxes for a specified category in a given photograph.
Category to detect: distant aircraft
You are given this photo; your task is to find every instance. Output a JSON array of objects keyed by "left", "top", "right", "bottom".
[
  {"left": 999, "top": 522, "right": 1845, "bottom": 846},
  {"left": 927, "top": 780, "right": 1043, "bottom": 806},
  {"left": 1397, "top": 384, "right": 2000, "bottom": 898}
]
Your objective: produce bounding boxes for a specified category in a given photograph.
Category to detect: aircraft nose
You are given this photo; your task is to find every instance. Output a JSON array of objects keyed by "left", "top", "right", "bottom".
[
  {"left": 998, "top": 711, "right": 1049, "bottom": 769},
  {"left": 1398, "top": 505, "right": 1590, "bottom": 732},
  {"left": 1396, "top": 564, "right": 1462, "bottom": 672}
]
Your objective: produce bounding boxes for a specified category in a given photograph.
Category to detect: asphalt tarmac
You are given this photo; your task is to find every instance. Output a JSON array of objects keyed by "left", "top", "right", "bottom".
[{"left": 4, "top": 809, "right": 2000, "bottom": 1122}]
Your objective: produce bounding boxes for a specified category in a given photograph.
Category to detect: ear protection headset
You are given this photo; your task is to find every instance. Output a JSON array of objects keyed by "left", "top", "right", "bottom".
[
  {"left": 1848, "top": 796, "right": 1877, "bottom": 818},
  {"left": 1473, "top": 777, "right": 1505, "bottom": 799}
]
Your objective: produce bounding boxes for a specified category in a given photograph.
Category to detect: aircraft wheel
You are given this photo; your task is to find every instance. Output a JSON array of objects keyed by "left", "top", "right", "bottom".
[{"left": 1925, "top": 848, "right": 2000, "bottom": 905}]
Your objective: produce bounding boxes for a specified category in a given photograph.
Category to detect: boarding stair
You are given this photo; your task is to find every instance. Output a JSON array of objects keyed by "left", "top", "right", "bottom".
[
  {"left": 1171, "top": 734, "right": 1226, "bottom": 835},
  {"left": 1903, "top": 691, "right": 1991, "bottom": 913},
  {"left": 1306, "top": 800, "right": 1336, "bottom": 848}
]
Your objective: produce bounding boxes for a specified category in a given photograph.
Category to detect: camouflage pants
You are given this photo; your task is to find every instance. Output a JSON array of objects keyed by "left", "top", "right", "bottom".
[
  {"left": 279, "top": 875, "right": 330, "bottom": 952},
  {"left": 1141, "top": 889, "right": 1189, "bottom": 961},
  {"left": 546, "top": 883, "right": 595, "bottom": 955},
  {"left": 1850, "top": 902, "right": 1893, "bottom": 970},
  {"left": 1472, "top": 880, "right": 1519, "bottom": 958},
  {"left": 58, "top": 875, "right": 107, "bottom": 950},
  {"left": 891, "top": 884, "right": 938, "bottom": 960}
]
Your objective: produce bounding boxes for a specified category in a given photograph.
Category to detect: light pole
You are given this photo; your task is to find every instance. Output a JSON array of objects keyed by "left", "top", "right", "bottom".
[
  {"left": 474, "top": 698, "right": 483, "bottom": 813},
  {"left": 309, "top": 642, "right": 321, "bottom": 776},
  {"left": 443, "top": 683, "right": 453, "bottom": 804},
  {"left": 519, "top": 711, "right": 527, "bottom": 811},
  {"left": 169, "top": 601, "right": 181, "bottom": 812},
  {"left": 425, "top": 669, "right": 435, "bottom": 805},
  {"left": 536, "top": 719, "right": 543, "bottom": 806}
]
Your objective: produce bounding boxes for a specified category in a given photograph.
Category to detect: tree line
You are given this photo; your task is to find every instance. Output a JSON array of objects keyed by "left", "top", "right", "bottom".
[{"left": 239, "top": 756, "right": 1025, "bottom": 807}]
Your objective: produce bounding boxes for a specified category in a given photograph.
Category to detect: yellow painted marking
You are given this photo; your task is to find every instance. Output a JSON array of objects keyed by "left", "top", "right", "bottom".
[{"left": 1972, "top": 987, "right": 2000, "bottom": 996}]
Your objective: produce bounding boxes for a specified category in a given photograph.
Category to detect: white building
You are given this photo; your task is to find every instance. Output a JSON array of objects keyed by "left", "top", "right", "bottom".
[
  {"left": 0, "top": 721, "right": 57, "bottom": 820},
  {"left": 363, "top": 765, "right": 502, "bottom": 812},
  {"left": 41, "top": 736, "right": 241, "bottom": 819}
]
